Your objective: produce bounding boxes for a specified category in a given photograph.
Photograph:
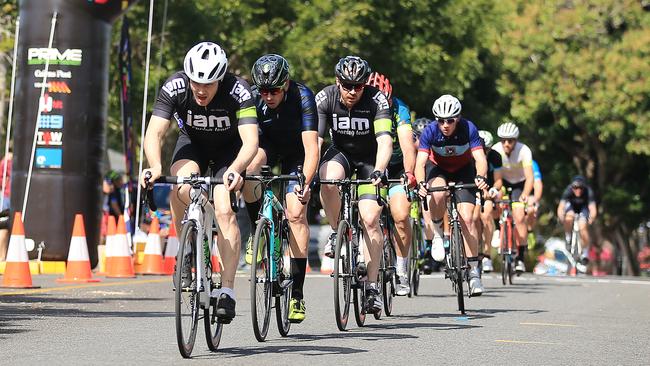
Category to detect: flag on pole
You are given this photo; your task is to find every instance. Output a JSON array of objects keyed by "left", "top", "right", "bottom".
[{"left": 119, "top": 16, "right": 136, "bottom": 236}]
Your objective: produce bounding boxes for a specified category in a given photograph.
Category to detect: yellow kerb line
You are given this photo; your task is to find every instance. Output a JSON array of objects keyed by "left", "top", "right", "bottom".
[
  {"left": 520, "top": 322, "right": 578, "bottom": 327},
  {"left": 0, "top": 278, "right": 169, "bottom": 296}
]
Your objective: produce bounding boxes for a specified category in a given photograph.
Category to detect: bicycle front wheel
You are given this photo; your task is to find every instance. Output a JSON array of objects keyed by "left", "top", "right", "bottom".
[
  {"left": 333, "top": 220, "right": 352, "bottom": 331},
  {"left": 250, "top": 217, "right": 272, "bottom": 342},
  {"left": 409, "top": 219, "right": 422, "bottom": 297},
  {"left": 451, "top": 221, "right": 465, "bottom": 314},
  {"left": 204, "top": 233, "right": 223, "bottom": 351},
  {"left": 176, "top": 220, "right": 200, "bottom": 358},
  {"left": 382, "top": 237, "right": 395, "bottom": 316},
  {"left": 276, "top": 219, "right": 292, "bottom": 337}
]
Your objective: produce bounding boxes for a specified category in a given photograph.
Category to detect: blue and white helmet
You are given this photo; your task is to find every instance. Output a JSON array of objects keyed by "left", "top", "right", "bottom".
[{"left": 183, "top": 42, "right": 228, "bottom": 84}]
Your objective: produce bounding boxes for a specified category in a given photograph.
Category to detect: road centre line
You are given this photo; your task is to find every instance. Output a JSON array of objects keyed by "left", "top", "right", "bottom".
[
  {"left": 520, "top": 322, "right": 578, "bottom": 327},
  {"left": 0, "top": 278, "right": 169, "bottom": 296},
  {"left": 495, "top": 340, "right": 560, "bottom": 345}
]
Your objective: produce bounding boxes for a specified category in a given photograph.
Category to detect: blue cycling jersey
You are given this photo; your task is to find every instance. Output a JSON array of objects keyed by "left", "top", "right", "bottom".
[
  {"left": 389, "top": 96, "right": 412, "bottom": 166},
  {"left": 532, "top": 160, "right": 542, "bottom": 181},
  {"left": 418, "top": 118, "right": 482, "bottom": 172}
]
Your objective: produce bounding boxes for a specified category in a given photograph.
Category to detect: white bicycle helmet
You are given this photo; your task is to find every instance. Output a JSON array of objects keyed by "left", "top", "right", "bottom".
[
  {"left": 478, "top": 130, "right": 494, "bottom": 148},
  {"left": 497, "top": 122, "right": 520, "bottom": 139},
  {"left": 183, "top": 42, "right": 228, "bottom": 84},
  {"left": 432, "top": 94, "right": 462, "bottom": 119}
]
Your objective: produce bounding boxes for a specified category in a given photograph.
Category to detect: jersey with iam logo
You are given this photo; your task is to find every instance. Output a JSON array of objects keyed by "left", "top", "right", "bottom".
[
  {"left": 152, "top": 71, "right": 257, "bottom": 151},
  {"left": 315, "top": 84, "right": 391, "bottom": 160}
]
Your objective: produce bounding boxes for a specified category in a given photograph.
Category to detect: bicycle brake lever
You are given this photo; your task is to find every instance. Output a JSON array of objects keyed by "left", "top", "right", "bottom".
[{"left": 143, "top": 171, "right": 157, "bottom": 212}]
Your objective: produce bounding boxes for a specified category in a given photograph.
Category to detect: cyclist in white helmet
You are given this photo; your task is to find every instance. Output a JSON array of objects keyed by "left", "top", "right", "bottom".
[
  {"left": 140, "top": 42, "right": 259, "bottom": 323},
  {"left": 416, "top": 94, "right": 489, "bottom": 296},
  {"left": 492, "top": 122, "right": 534, "bottom": 273}
]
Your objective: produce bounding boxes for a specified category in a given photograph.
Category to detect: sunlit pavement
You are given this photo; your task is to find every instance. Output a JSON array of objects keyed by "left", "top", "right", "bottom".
[{"left": 1, "top": 273, "right": 649, "bottom": 365}]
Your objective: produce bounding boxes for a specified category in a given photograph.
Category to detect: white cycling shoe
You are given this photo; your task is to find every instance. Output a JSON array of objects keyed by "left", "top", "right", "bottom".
[
  {"left": 431, "top": 236, "right": 446, "bottom": 262},
  {"left": 396, "top": 274, "right": 410, "bottom": 296},
  {"left": 482, "top": 257, "right": 494, "bottom": 273},
  {"left": 469, "top": 267, "right": 484, "bottom": 296}
]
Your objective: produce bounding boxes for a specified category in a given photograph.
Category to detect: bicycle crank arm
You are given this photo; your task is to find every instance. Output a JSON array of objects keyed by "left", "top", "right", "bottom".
[{"left": 280, "top": 279, "right": 294, "bottom": 290}]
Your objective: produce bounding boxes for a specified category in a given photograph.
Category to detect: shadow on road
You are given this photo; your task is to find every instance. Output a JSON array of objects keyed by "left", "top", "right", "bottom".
[{"left": 197, "top": 344, "right": 367, "bottom": 358}]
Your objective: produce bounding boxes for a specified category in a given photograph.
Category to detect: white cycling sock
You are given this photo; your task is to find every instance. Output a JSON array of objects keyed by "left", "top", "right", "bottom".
[
  {"left": 433, "top": 219, "right": 444, "bottom": 239},
  {"left": 220, "top": 287, "right": 235, "bottom": 299},
  {"left": 396, "top": 256, "right": 408, "bottom": 275}
]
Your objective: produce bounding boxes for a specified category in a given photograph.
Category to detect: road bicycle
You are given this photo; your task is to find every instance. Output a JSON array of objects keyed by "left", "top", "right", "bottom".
[
  {"left": 496, "top": 189, "right": 517, "bottom": 286},
  {"left": 245, "top": 165, "right": 303, "bottom": 342},
  {"left": 566, "top": 215, "right": 584, "bottom": 275},
  {"left": 406, "top": 186, "right": 424, "bottom": 297},
  {"left": 422, "top": 182, "right": 478, "bottom": 314},
  {"left": 320, "top": 178, "right": 384, "bottom": 330},
  {"left": 144, "top": 171, "right": 237, "bottom": 358}
]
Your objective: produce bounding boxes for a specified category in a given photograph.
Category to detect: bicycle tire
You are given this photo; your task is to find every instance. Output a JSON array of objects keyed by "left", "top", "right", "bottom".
[
  {"left": 333, "top": 220, "right": 352, "bottom": 331},
  {"left": 276, "top": 219, "right": 291, "bottom": 337},
  {"left": 250, "top": 217, "right": 272, "bottom": 342},
  {"left": 500, "top": 221, "right": 508, "bottom": 286},
  {"left": 176, "top": 220, "right": 200, "bottom": 358},
  {"left": 451, "top": 220, "right": 465, "bottom": 314},
  {"left": 374, "top": 250, "right": 384, "bottom": 321},
  {"left": 382, "top": 236, "right": 395, "bottom": 316},
  {"left": 353, "top": 286, "right": 366, "bottom": 327},
  {"left": 411, "top": 220, "right": 422, "bottom": 296},
  {"left": 204, "top": 232, "right": 223, "bottom": 351},
  {"left": 508, "top": 256, "right": 514, "bottom": 285}
]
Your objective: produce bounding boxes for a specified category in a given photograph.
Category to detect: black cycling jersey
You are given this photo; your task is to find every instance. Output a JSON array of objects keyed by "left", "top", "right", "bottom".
[
  {"left": 561, "top": 184, "right": 596, "bottom": 212},
  {"left": 316, "top": 84, "right": 392, "bottom": 161},
  {"left": 152, "top": 71, "right": 257, "bottom": 155},
  {"left": 486, "top": 149, "right": 503, "bottom": 187},
  {"left": 254, "top": 80, "right": 317, "bottom": 157}
]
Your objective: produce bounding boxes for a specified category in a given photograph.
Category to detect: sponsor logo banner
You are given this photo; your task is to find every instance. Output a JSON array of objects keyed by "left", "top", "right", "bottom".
[
  {"left": 34, "top": 81, "right": 71, "bottom": 93},
  {"left": 39, "top": 114, "right": 64, "bottom": 129},
  {"left": 37, "top": 131, "right": 63, "bottom": 146},
  {"left": 39, "top": 93, "right": 63, "bottom": 112},
  {"left": 35, "top": 148, "right": 62, "bottom": 169},
  {"left": 27, "top": 48, "right": 82, "bottom": 66},
  {"left": 34, "top": 69, "right": 72, "bottom": 79}
]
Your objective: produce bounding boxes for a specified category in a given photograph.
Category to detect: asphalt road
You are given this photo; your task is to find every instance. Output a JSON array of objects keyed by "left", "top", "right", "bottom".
[{"left": 1, "top": 273, "right": 649, "bottom": 365}]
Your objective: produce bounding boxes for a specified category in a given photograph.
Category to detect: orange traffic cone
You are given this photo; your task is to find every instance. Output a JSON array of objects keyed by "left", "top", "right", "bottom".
[
  {"left": 98, "top": 215, "right": 117, "bottom": 275},
  {"left": 105, "top": 215, "right": 136, "bottom": 278},
  {"left": 2, "top": 212, "right": 40, "bottom": 288},
  {"left": 138, "top": 216, "right": 165, "bottom": 275},
  {"left": 58, "top": 214, "right": 101, "bottom": 283},
  {"left": 163, "top": 221, "right": 178, "bottom": 275},
  {"left": 210, "top": 235, "right": 221, "bottom": 273}
]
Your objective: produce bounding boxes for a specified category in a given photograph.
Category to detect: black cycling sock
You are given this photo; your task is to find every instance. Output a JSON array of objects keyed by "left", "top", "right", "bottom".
[
  {"left": 291, "top": 258, "right": 307, "bottom": 300},
  {"left": 517, "top": 245, "right": 527, "bottom": 261},
  {"left": 245, "top": 199, "right": 262, "bottom": 231}
]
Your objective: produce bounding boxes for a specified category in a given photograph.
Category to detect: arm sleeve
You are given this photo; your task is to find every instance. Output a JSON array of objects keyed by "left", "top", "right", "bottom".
[
  {"left": 152, "top": 74, "right": 185, "bottom": 120},
  {"left": 587, "top": 187, "right": 597, "bottom": 204},
  {"left": 299, "top": 85, "right": 318, "bottom": 132},
  {"left": 520, "top": 145, "right": 533, "bottom": 167},
  {"left": 395, "top": 98, "right": 412, "bottom": 132},
  {"left": 560, "top": 186, "right": 572, "bottom": 201},
  {"left": 372, "top": 91, "right": 392, "bottom": 137},
  {"left": 418, "top": 126, "right": 433, "bottom": 152},
  {"left": 231, "top": 78, "right": 257, "bottom": 125},
  {"left": 468, "top": 121, "right": 483, "bottom": 151},
  {"left": 315, "top": 89, "right": 329, "bottom": 138},
  {"left": 532, "top": 160, "right": 542, "bottom": 180}
]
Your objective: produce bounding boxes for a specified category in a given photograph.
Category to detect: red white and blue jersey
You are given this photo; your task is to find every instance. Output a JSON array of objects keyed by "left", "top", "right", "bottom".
[{"left": 418, "top": 118, "right": 482, "bottom": 172}]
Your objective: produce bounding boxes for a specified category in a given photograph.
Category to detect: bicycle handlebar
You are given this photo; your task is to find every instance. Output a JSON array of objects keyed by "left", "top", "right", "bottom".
[{"left": 420, "top": 182, "right": 479, "bottom": 211}]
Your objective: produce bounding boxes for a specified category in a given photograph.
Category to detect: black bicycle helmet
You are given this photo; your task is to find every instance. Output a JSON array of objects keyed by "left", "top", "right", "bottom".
[
  {"left": 251, "top": 54, "right": 290, "bottom": 88},
  {"left": 571, "top": 175, "right": 587, "bottom": 187},
  {"left": 335, "top": 56, "right": 371, "bottom": 84}
]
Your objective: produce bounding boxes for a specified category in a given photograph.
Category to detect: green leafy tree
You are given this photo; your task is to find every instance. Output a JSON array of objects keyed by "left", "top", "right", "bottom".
[{"left": 496, "top": 0, "right": 650, "bottom": 274}]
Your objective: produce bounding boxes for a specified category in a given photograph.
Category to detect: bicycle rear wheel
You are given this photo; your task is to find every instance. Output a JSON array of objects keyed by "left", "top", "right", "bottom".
[
  {"left": 276, "top": 219, "right": 292, "bottom": 337},
  {"left": 451, "top": 221, "right": 465, "bottom": 314},
  {"left": 176, "top": 220, "right": 200, "bottom": 358},
  {"left": 250, "top": 217, "right": 272, "bottom": 342},
  {"left": 381, "top": 237, "right": 395, "bottom": 317},
  {"left": 507, "top": 255, "right": 514, "bottom": 285},
  {"left": 333, "top": 220, "right": 352, "bottom": 331},
  {"left": 353, "top": 286, "right": 366, "bottom": 327}
]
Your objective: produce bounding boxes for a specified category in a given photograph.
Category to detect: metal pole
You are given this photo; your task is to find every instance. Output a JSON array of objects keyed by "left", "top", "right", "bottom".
[{"left": 22, "top": 12, "right": 58, "bottom": 220}]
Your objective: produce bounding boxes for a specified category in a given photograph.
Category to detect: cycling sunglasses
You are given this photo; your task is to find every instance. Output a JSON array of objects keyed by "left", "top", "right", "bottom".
[
  {"left": 500, "top": 138, "right": 516, "bottom": 144},
  {"left": 437, "top": 117, "right": 458, "bottom": 125},
  {"left": 340, "top": 83, "right": 364, "bottom": 92},
  {"left": 571, "top": 184, "right": 584, "bottom": 190},
  {"left": 259, "top": 87, "right": 283, "bottom": 96}
]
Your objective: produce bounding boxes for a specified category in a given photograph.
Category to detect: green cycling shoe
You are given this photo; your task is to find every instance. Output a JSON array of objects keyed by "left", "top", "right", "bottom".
[{"left": 288, "top": 298, "right": 306, "bottom": 323}]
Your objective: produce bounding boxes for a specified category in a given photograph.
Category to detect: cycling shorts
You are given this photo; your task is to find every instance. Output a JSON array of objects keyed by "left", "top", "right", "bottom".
[
  {"left": 260, "top": 137, "right": 304, "bottom": 194},
  {"left": 172, "top": 132, "right": 242, "bottom": 178},
  {"left": 426, "top": 163, "right": 477, "bottom": 204},
  {"left": 503, "top": 180, "right": 525, "bottom": 208},
  {"left": 387, "top": 162, "right": 406, "bottom": 198},
  {"left": 564, "top": 203, "right": 590, "bottom": 222},
  {"left": 320, "top": 145, "right": 386, "bottom": 200}
]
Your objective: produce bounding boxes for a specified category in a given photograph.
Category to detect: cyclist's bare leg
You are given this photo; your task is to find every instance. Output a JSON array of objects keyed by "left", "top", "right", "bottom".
[
  {"left": 480, "top": 201, "right": 495, "bottom": 254},
  {"left": 458, "top": 202, "right": 479, "bottom": 258},
  {"left": 512, "top": 204, "right": 527, "bottom": 250},
  {"left": 242, "top": 148, "right": 266, "bottom": 203},
  {"left": 319, "top": 161, "right": 345, "bottom": 230},
  {"left": 422, "top": 206, "right": 434, "bottom": 240},
  {"left": 579, "top": 218, "right": 590, "bottom": 249},
  {"left": 286, "top": 191, "right": 309, "bottom": 258},
  {"left": 389, "top": 192, "right": 412, "bottom": 258},
  {"left": 359, "top": 199, "right": 383, "bottom": 285},
  {"left": 563, "top": 212, "right": 576, "bottom": 242},
  {"left": 169, "top": 159, "right": 201, "bottom": 232},
  {"left": 213, "top": 184, "right": 241, "bottom": 290},
  {"left": 426, "top": 177, "right": 447, "bottom": 221}
]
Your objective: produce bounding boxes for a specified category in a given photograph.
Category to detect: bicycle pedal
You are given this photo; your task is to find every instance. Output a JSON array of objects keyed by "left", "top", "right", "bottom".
[{"left": 280, "top": 279, "right": 293, "bottom": 290}]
